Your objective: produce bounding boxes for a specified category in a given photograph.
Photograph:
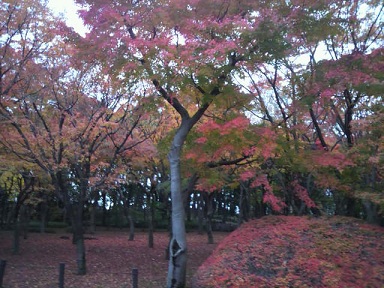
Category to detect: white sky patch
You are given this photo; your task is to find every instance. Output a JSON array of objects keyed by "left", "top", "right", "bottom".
[{"left": 47, "top": 0, "right": 88, "bottom": 36}]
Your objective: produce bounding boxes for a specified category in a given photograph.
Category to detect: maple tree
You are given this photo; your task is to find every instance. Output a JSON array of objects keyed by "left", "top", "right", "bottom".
[
  {"left": 0, "top": 0, "right": 383, "bottom": 286},
  {"left": 0, "top": 0, "right": 158, "bottom": 275},
  {"left": 72, "top": 0, "right": 384, "bottom": 285},
  {"left": 0, "top": 164, "right": 35, "bottom": 254},
  {"left": 226, "top": 0, "right": 384, "bottom": 218},
  {"left": 303, "top": 1, "right": 384, "bottom": 217},
  {"left": 0, "top": 0, "right": 65, "bottom": 254},
  {"left": 74, "top": 1, "right": 256, "bottom": 285}
]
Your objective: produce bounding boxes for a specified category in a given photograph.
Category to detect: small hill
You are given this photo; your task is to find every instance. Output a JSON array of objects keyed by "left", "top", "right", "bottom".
[{"left": 192, "top": 216, "right": 384, "bottom": 288}]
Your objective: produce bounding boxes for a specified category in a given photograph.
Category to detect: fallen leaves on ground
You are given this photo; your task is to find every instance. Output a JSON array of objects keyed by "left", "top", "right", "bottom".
[
  {"left": 0, "top": 229, "right": 229, "bottom": 288},
  {"left": 192, "top": 215, "right": 384, "bottom": 288}
]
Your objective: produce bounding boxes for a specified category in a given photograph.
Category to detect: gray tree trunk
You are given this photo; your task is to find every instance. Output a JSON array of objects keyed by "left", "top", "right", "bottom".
[
  {"left": 147, "top": 192, "right": 154, "bottom": 248},
  {"left": 123, "top": 200, "right": 135, "bottom": 241},
  {"left": 39, "top": 199, "right": 48, "bottom": 233},
  {"left": 205, "top": 193, "right": 214, "bottom": 244},
  {"left": 12, "top": 220, "right": 20, "bottom": 255},
  {"left": 166, "top": 131, "right": 188, "bottom": 288},
  {"left": 197, "top": 193, "right": 204, "bottom": 235},
  {"left": 152, "top": 77, "right": 217, "bottom": 287},
  {"left": 89, "top": 202, "right": 96, "bottom": 234},
  {"left": 72, "top": 202, "right": 86, "bottom": 275},
  {"left": 128, "top": 215, "right": 135, "bottom": 241}
]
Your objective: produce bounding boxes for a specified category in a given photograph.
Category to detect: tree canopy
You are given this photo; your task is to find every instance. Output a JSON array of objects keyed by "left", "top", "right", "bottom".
[{"left": 0, "top": 0, "right": 383, "bottom": 286}]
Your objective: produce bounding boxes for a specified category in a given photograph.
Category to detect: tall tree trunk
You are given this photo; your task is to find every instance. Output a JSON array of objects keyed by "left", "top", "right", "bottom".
[
  {"left": 20, "top": 205, "right": 29, "bottom": 240},
  {"left": 128, "top": 215, "right": 135, "bottom": 241},
  {"left": 39, "top": 198, "right": 48, "bottom": 233},
  {"left": 12, "top": 203, "right": 22, "bottom": 254},
  {"left": 197, "top": 193, "right": 204, "bottom": 235},
  {"left": 167, "top": 140, "right": 187, "bottom": 288},
  {"left": 185, "top": 193, "right": 192, "bottom": 222},
  {"left": 152, "top": 76, "right": 215, "bottom": 287},
  {"left": 102, "top": 193, "right": 107, "bottom": 226},
  {"left": 89, "top": 202, "right": 96, "bottom": 234},
  {"left": 123, "top": 198, "right": 135, "bottom": 241},
  {"left": 72, "top": 202, "right": 86, "bottom": 275},
  {"left": 238, "top": 185, "right": 244, "bottom": 226},
  {"left": 205, "top": 192, "right": 214, "bottom": 244},
  {"left": 147, "top": 192, "right": 154, "bottom": 248},
  {"left": 12, "top": 220, "right": 20, "bottom": 255},
  {"left": 363, "top": 200, "right": 381, "bottom": 225}
]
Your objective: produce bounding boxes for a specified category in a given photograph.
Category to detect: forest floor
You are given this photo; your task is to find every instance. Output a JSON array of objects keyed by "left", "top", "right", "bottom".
[
  {"left": 1, "top": 216, "right": 384, "bottom": 288},
  {"left": 193, "top": 215, "right": 384, "bottom": 288},
  {"left": 0, "top": 228, "right": 229, "bottom": 288}
]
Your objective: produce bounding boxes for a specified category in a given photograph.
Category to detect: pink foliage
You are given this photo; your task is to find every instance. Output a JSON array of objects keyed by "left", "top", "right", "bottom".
[
  {"left": 220, "top": 117, "right": 250, "bottom": 136},
  {"left": 198, "top": 116, "right": 249, "bottom": 136},
  {"left": 239, "top": 170, "right": 255, "bottom": 182},
  {"left": 255, "top": 127, "right": 277, "bottom": 159},
  {"left": 321, "top": 88, "right": 336, "bottom": 99},
  {"left": 312, "top": 151, "right": 354, "bottom": 169},
  {"left": 195, "top": 137, "right": 208, "bottom": 144},
  {"left": 197, "top": 120, "right": 221, "bottom": 134},
  {"left": 291, "top": 180, "right": 316, "bottom": 208},
  {"left": 249, "top": 174, "right": 286, "bottom": 213},
  {"left": 250, "top": 174, "right": 270, "bottom": 189},
  {"left": 242, "top": 146, "right": 256, "bottom": 157},
  {"left": 212, "top": 144, "right": 235, "bottom": 159},
  {"left": 263, "top": 191, "right": 287, "bottom": 213}
]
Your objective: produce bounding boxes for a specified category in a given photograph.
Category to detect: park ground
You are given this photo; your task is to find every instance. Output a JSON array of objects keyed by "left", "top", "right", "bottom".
[
  {"left": 0, "top": 228, "right": 228, "bottom": 288},
  {"left": 1, "top": 216, "right": 384, "bottom": 288},
  {"left": 193, "top": 215, "right": 384, "bottom": 287}
]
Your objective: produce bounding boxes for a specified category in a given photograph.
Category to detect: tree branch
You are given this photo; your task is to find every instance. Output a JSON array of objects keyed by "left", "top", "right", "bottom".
[
  {"left": 152, "top": 79, "right": 190, "bottom": 119},
  {"left": 206, "top": 154, "right": 253, "bottom": 168}
]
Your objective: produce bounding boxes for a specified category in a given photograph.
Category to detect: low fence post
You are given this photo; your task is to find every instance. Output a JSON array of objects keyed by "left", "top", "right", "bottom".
[
  {"left": 132, "top": 268, "right": 138, "bottom": 288},
  {"left": 0, "top": 260, "right": 6, "bottom": 288},
  {"left": 59, "top": 263, "right": 65, "bottom": 288}
]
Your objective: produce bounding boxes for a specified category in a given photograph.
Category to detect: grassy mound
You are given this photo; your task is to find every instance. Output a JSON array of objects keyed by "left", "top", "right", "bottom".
[{"left": 192, "top": 216, "right": 384, "bottom": 288}]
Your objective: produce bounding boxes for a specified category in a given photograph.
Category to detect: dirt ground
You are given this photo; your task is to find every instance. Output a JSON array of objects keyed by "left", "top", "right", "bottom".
[{"left": 0, "top": 228, "right": 229, "bottom": 288}]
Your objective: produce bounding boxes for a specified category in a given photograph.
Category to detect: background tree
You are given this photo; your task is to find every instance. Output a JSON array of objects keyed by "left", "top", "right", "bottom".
[
  {"left": 74, "top": 0, "right": 383, "bottom": 285},
  {"left": 0, "top": 161, "right": 38, "bottom": 254},
  {"left": 0, "top": 0, "right": 382, "bottom": 286},
  {"left": 0, "top": 0, "right": 157, "bottom": 274}
]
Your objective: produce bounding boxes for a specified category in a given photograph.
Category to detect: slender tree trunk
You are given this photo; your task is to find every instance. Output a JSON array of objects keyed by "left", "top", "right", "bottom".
[
  {"left": 167, "top": 134, "right": 187, "bottom": 288},
  {"left": 72, "top": 202, "right": 86, "bottom": 275},
  {"left": 21, "top": 205, "right": 29, "bottom": 240},
  {"left": 12, "top": 203, "right": 22, "bottom": 254},
  {"left": 238, "top": 185, "right": 244, "bottom": 226},
  {"left": 39, "top": 198, "right": 48, "bottom": 233},
  {"left": 102, "top": 193, "right": 107, "bottom": 226},
  {"left": 123, "top": 198, "right": 135, "bottom": 241},
  {"left": 147, "top": 192, "right": 154, "bottom": 248},
  {"left": 197, "top": 193, "right": 204, "bottom": 235},
  {"left": 89, "top": 202, "right": 96, "bottom": 234},
  {"left": 12, "top": 220, "right": 20, "bottom": 255},
  {"left": 363, "top": 200, "right": 381, "bottom": 225},
  {"left": 186, "top": 193, "right": 192, "bottom": 222},
  {"left": 152, "top": 76, "right": 214, "bottom": 287},
  {"left": 205, "top": 193, "right": 214, "bottom": 244},
  {"left": 128, "top": 215, "right": 135, "bottom": 241}
]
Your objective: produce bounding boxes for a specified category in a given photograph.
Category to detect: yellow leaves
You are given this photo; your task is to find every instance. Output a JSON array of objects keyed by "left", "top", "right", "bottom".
[
  {"left": 0, "top": 170, "right": 24, "bottom": 197},
  {"left": 356, "top": 191, "right": 384, "bottom": 206}
]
